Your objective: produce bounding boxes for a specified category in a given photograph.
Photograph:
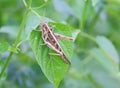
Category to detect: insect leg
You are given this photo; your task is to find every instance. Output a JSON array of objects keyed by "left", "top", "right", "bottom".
[
  {"left": 48, "top": 53, "right": 61, "bottom": 56},
  {"left": 45, "top": 42, "right": 63, "bottom": 55},
  {"left": 54, "top": 33, "right": 73, "bottom": 40},
  {"left": 49, "top": 52, "right": 71, "bottom": 64}
]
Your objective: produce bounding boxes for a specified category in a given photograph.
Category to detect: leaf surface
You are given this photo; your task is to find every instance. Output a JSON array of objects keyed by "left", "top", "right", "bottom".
[{"left": 30, "top": 22, "right": 73, "bottom": 87}]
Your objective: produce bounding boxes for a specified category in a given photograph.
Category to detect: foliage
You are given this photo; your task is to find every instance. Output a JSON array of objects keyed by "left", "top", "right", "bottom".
[{"left": 0, "top": 0, "right": 120, "bottom": 88}]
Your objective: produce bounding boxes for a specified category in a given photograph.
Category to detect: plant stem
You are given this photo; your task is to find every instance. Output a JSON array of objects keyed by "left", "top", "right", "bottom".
[
  {"left": 0, "top": 52, "right": 13, "bottom": 78},
  {"left": 23, "top": 0, "right": 27, "bottom": 7},
  {"left": 30, "top": 9, "right": 41, "bottom": 18},
  {"left": 0, "top": 10, "right": 29, "bottom": 78},
  {"left": 32, "top": 2, "right": 47, "bottom": 10},
  {"left": 87, "top": 7, "right": 103, "bottom": 33},
  {"left": 80, "top": 32, "right": 97, "bottom": 43},
  {"left": 80, "top": 0, "right": 88, "bottom": 30},
  {"left": 14, "top": 11, "right": 29, "bottom": 47}
]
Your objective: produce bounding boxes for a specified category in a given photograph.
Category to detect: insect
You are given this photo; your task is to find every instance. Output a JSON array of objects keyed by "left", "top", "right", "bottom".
[{"left": 40, "top": 22, "right": 73, "bottom": 64}]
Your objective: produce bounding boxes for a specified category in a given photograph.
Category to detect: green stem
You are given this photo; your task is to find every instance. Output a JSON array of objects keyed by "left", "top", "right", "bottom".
[
  {"left": 23, "top": 0, "right": 27, "bottom": 7},
  {"left": 0, "top": 0, "right": 44, "bottom": 78},
  {"left": 0, "top": 10, "right": 29, "bottom": 78},
  {"left": 87, "top": 7, "right": 103, "bottom": 33},
  {"left": 0, "top": 52, "right": 13, "bottom": 78},
  {"left": 32, "top": 2, "right": 47, "bottom": 10},
  {"left": 80, "top": 32, "right": 97, "bottom": 43},
  {"left": 14, "top": 11, "right": 29, "bottom": 47},
  {"left": 80, "top": 0, "right": 88, "bottom": 30},
  {"left": 30, "top": 9, "right": 41, "bottom": 18}
]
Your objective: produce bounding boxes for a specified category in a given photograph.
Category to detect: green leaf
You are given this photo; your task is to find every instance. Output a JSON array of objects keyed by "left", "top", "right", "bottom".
[
  {"left": 24, "top": 12, "right": 52, "bottom": 38},
  {"left": 70, "top": 0, "right": 95, "bottom": 20},
  {"left": 0, "top": 26, "right": 18, "bottom": 39},
  {"left": 0, "top": 41, "right": 9, "bottom": 53},
  {"left": 96, "top": 36, "right": 119, "bottom": 66},
  {"left": 91, "top": 48, "right": 118, "bottom": 75},
  {"left": 72, "top": 30, "right": 80, "bottom": 41},
  {"left": 91, "top": 36, "right": 119, "bottom": 75},
  {"left": 30, "top": 22, "right": 73, "bottom": 88}
]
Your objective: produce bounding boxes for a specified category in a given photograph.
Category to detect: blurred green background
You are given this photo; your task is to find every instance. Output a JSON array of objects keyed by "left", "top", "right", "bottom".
[{"left": 0, "top": 0, "right": 120, "bottom": 88}]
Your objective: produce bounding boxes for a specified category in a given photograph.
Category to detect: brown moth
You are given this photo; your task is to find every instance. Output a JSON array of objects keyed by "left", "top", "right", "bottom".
[{"left": 40, "top": 22, "right": 73, "bottom": 64}]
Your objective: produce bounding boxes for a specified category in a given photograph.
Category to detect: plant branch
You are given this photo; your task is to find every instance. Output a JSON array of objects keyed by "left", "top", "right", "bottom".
[
  {"left": 87, "top": 7, "right": 103, "bottom": 33},
  {"left": 32, "top": 2, "right": 47, "bottom": 10},
  {"left": 0, "top": 10, "right": 29, "bottom": 78},
  {"left": 80, "top": 0, "right": 88, "bottom": 30},
  {"left": 0, "top": 52, "right": 13, "bottom": 78},
  {"left": 30, "top": 9, "right": 41, "bottom": 19},
  {"left": 22, "top": 0, "right": 27, "bottom": 7},
  {"left": 14, "top": 11, "right": 29, "bottom": 47},
  {"left": 80, "top": 32, "right": 97, "bottom": 43}
]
